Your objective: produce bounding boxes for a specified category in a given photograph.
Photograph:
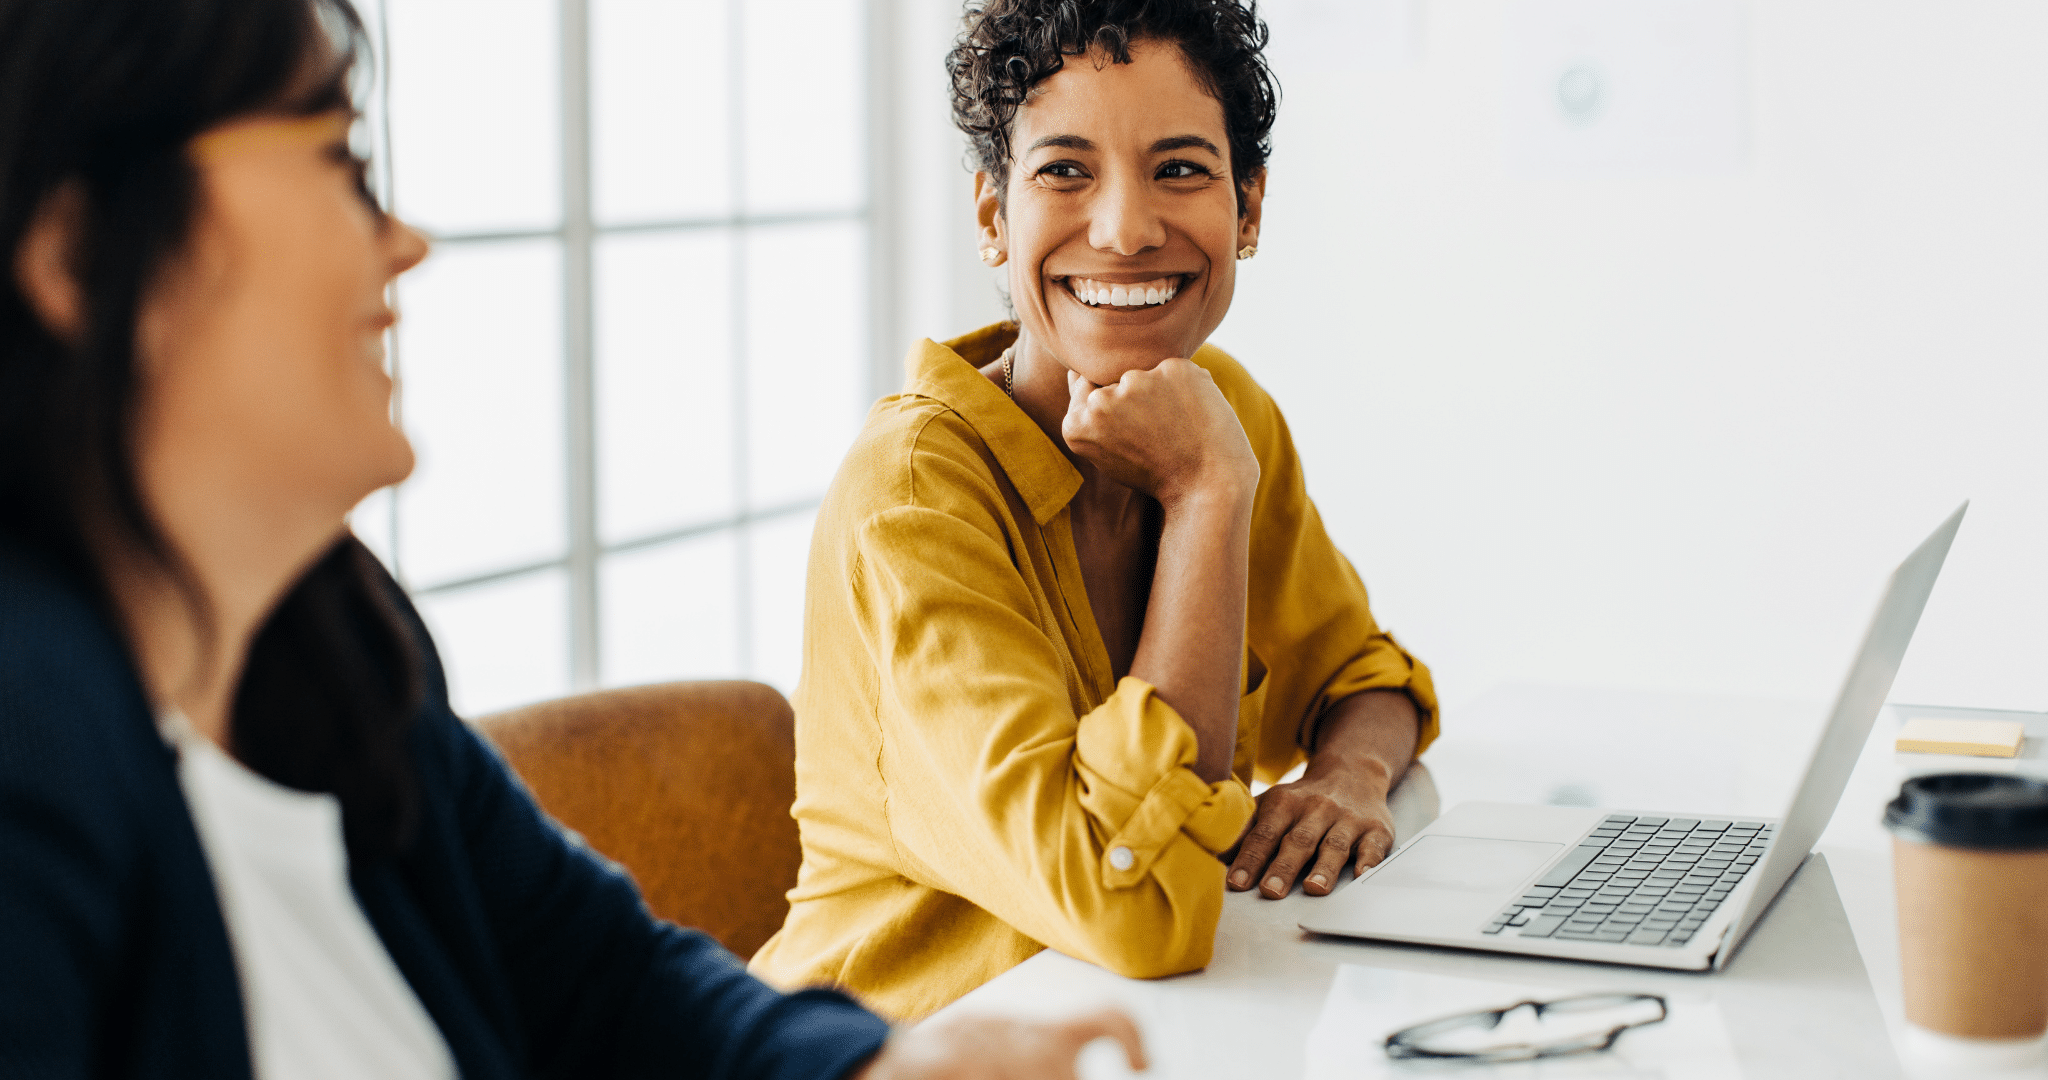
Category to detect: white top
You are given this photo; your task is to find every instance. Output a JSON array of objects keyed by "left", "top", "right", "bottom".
[{"left": 162, "top": 713, "right": 455, "bottom": 1080}]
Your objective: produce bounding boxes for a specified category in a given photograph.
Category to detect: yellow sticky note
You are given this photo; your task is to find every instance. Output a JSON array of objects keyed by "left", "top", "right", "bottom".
[{"left": 1895, "top": 717, "right": 2026, "bottom": 758}]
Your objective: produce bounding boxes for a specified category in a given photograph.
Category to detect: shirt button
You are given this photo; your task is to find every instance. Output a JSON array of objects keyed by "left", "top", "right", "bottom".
[{"left": 1109, "top": 846, "right": 1135, "bottom": 871}]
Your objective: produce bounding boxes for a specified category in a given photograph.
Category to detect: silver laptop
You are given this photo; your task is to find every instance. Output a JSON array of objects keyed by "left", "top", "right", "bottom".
[{"left": 1301, "top": 503, "right": 1966, "bottom": 971}]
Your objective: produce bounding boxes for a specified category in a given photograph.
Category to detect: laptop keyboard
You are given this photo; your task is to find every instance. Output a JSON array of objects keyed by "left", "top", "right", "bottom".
[{"left": 1481, "top": 815, "right": 1775, "bottom": 947}]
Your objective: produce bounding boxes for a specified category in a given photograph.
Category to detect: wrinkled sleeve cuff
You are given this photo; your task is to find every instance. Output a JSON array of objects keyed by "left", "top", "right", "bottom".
[
  {"left": 1299, "top": 630, "right": 1442, "bottom": 757},
  {"left": 1072, "top": 677, "right": 1258, "bottom": 889}
]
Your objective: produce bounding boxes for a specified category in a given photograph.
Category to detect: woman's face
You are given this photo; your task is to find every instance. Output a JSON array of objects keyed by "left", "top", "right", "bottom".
[
  {"left": 982, "top": 40, "right": 1263, "bottom": 385},
  {"left": 136, "top": 109, "right": 427, "bottom": 530}
]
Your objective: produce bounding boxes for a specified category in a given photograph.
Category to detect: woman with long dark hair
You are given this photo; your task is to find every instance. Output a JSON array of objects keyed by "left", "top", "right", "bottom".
[{"left": 0, "top": 0, "right": 1143, "bottom": 1076}]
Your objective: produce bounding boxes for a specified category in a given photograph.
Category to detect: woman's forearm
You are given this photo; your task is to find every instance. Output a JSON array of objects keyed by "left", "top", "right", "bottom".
[
  {"left": 1307, "top": 689, "right": 1419, "bottom": 794},
  {"left": 1127, "top": 482, "right": 1255, "bottom": 784}
]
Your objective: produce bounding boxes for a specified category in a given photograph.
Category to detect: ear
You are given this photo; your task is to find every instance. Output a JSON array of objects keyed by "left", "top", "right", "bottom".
[
  {"left": 973, "top": 170, "right": 1005, "bottom": 251},
  {"left": 1237, "top": 168, "right": 1267, "bottom": 251},
  {"left": 14, "top": 182, "right": 87, "bottom": 346}
]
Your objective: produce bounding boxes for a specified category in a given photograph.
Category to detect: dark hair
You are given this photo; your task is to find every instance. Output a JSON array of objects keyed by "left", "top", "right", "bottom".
[
  {"left": 947, "top": 0, "right": 1281, "bottom": 212},
  {"left": 0, "top": 0, "right": 423, "bottom": 859}
]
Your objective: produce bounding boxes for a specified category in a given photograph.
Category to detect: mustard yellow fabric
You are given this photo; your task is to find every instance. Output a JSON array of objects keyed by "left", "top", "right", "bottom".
[{"left": 749, "top": 324, "right": 1438, "bottom": 1020}]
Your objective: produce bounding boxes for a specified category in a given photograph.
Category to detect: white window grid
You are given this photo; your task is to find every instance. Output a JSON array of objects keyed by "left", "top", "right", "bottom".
[{"left": 357, "top": 0, "right": 889, "bottom": 715}]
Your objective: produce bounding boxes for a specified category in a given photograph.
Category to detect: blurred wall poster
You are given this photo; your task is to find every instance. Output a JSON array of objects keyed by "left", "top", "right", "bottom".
[
  {"left": 1505, "top": 0, "right": 1748, "bottom": 175},
  {"left": 1262, "top": 0, "right": 1420, "bottom": 74}
]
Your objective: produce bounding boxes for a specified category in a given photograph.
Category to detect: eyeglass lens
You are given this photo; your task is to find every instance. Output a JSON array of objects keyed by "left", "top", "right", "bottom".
[{"left": 1391, "top": 994, "right": 1667, "bottom": 1060}]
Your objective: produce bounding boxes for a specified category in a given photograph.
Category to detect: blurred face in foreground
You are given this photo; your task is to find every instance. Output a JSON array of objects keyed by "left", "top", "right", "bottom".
[
  {"left": 982, "top": 38, "right": 1264, "bottom": 383},
  {"left": 135, "top": 109, "right": 429, "bottom": 535}
]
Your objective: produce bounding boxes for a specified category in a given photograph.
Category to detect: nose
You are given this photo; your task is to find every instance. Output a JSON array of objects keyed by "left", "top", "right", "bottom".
[
  {"left": 1087, "top": 173, "right": 1167, "bottom": 257},
  {"left": 387, "top": 217, "right": 431, "bottom": 278}
]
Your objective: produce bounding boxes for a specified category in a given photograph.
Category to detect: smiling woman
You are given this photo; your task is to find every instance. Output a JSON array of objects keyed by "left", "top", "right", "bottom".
[{"left": 749, "top": 0, "right": 1441, "bottom": 1022}]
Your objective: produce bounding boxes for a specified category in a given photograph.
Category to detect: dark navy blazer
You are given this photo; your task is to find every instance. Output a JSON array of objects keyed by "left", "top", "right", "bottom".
[{"left": 0, "top": 539, "right": 889, "bottom": 1080}]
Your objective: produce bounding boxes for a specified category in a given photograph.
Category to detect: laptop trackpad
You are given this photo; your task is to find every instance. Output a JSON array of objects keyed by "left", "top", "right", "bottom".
[{"left": 1368, "top": 835, "right": 1563, "bottom": 893}]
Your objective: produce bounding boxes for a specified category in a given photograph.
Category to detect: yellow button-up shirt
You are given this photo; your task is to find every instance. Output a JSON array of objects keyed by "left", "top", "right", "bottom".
[{"left": 749, "top": 324, "right": 1438, "bottom": 1020}]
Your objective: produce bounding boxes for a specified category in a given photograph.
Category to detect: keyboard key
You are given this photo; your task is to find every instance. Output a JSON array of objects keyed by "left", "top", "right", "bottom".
[
  {"left": 1508, "top": 912, "right": 1532, "bottom": 926},
  {"left": 1629, "top": 929, "right": 1668, "bottom": 945},
  {"left": 1517, "top": 892, "right": 1558, "bottom": 905},
  {"left": 1535, "top": 845, "right": 1607, "bottom": 888},
  {"left": 1483, "top": 925, "right": 1505, "bottom": 933},
  {"left": 1590, "top": 930, "right": 1629, "bottom": 942},
  {"left": 1729, "top": 821, "right": 1763, "bottom": 831},
  {"left": 1605, "top": 912, "right": 1645, "bottom": 926},
  {"left": 1670, "top": 931, "right": 1695, "bottom": 943},
  {"left": 1634, "top": 817, "right": 1669, "bottom": 827},
  {"left": 1602, "top": 815, "right": 1637, "bottom": 826},
  {"left": 1546, "top": 896, "right": 1584, "bottom": 909},
  {"left": 1668, "top": 818, "right": 1701, "bottom": 831},
  {"left": 1697, "top": 820, "right": 1731, "bottom": 831},
  {"left": 1520, "top": 914, "right": 1568, "bottom": 938}
]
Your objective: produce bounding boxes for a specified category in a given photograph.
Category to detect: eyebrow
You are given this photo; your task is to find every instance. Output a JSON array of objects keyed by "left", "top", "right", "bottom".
[
  {"left": 1023, "top": 134, "right": 1225, "bottom": 157},
  {"left": 1028, "top": 134, "right": 1095, "bottom": 153},
  {"left": 1149, "top": 135, "right": 1222, "bottom": 156}
]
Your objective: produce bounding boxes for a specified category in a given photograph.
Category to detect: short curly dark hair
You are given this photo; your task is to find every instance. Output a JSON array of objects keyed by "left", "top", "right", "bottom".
[{"left": 947, "top": 0, "right": 1280, "bottom": 215}]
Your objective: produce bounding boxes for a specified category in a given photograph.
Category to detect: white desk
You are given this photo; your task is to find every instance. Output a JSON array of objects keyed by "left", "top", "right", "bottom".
[{"left": 931, "top": 685, "right": 2048, "bottom": 1078}]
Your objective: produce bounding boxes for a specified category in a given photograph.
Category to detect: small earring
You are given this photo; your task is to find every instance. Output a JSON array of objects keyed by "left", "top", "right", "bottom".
[
  {"left": 1237, "top": 244, "right": 1258, "bottom": 261},
  {"left": 979, "top": 246, "right": 1005, "bottom": 266}
]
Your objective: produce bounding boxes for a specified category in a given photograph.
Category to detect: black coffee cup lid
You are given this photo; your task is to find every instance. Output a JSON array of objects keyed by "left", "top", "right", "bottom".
[{"left": 1884, "top": 774, "right": 2048, "bottom": 850}]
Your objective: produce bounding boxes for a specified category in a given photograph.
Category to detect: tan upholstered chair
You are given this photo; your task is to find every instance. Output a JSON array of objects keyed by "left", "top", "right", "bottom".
[{"left": 474, "top": 680, "right": 801, "bottom": 960}]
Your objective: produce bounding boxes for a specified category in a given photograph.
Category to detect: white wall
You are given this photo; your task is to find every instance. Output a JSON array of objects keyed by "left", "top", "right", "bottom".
[{"left": 891, "top": 0, "right": 2048, "bottom": 714}]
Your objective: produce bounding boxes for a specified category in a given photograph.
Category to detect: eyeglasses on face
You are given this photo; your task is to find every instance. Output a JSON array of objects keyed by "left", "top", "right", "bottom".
[{"left": 1383, "top": 992, "right": 1669, "bottom": 1063}]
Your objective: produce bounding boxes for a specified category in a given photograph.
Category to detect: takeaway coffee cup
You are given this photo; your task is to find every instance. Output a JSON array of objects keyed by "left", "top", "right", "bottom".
[{"left": 1885, "top": 773, "right": 2048, "bottom": 1065}]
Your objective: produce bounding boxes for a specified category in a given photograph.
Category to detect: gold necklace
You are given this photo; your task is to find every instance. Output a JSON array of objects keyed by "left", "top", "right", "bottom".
[{"left": 1000, "top": 345, "right": 1016, "bottom": 398}]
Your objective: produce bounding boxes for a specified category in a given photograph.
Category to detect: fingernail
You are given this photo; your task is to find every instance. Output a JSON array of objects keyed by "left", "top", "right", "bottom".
[
  {"left": 1265, "top": 876, "right": 1285, "bottom": 894},
  {"left": 1230, "top": 869, "right": 1249, "bottom": 888},
  {"left": 1309, "top": 874, "right": 1327, "bottom": 890}
]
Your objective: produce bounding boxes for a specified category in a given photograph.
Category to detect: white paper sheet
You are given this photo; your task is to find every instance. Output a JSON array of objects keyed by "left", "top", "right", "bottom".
[{"left": 1303, "top": 966, "right": 1743, "bottom": 1080}]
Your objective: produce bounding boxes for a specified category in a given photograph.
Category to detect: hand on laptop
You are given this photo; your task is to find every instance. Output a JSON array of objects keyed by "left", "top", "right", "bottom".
[{"left": 1227, "top": 688, "right": 1419, "bottom": 898}]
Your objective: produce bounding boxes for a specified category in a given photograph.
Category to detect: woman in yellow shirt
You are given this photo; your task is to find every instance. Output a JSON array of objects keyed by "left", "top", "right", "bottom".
[{"left": 751, "top": 0, "right": 1438, "bottom": 1020}]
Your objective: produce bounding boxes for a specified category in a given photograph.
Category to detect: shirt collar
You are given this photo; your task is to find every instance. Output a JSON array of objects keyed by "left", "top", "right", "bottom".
[{"left": 902, "top": 324, "right": 1082, "bottom": 526}]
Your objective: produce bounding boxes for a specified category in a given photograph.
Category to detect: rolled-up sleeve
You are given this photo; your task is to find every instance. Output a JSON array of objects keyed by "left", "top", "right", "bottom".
[{"left": 852, "top": 502, "right": 1256, "bottom": 980}]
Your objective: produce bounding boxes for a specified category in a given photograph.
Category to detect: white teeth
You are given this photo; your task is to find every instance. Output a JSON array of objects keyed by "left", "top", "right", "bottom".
[{"left": 1068, "top": 276, "right": 1182, "bottom": 308}]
